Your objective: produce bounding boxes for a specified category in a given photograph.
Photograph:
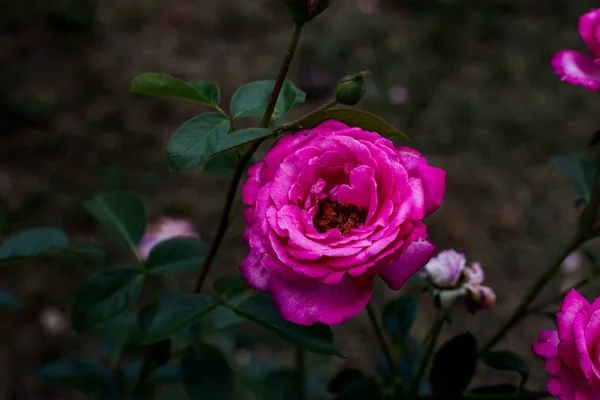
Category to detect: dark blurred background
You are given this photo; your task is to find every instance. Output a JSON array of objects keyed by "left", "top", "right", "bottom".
[{"left": 2, "top": 0, "right": 600, "bottom": 398}]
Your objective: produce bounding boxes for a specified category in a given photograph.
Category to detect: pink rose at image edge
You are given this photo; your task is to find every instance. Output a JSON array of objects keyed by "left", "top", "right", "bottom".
[
  {"left": 551, "top": 9, "right": 600, "bottom": 91},
  {"left": 533, "top": 289, "right": 600, "bottom": 399},
  {"left": 239, "top": 120, "right": 446, "bottom": 326},
  {"left": 137, "top": 217, "right": 198, "bottom": 260}
]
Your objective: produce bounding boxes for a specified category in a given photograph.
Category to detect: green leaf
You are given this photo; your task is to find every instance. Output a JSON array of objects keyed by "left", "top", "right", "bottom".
[
  {"left": 188, "top": 81, "right": 220, "bottom": 106},
  {"left": 96, "top": 312, "right": 144, "bottom": 358},
  {"left": 297, "top": 108, "right": 408, "bottom": 139},
  {"left": 166, "top": 113, "right": 231, "bottom": 171},
  {"left": 213, "top": 273, "right": 251, "bottom": 299},
  {"left": 83, "top": 191, "right": 147, "bottom": 252},
  {"left": 481, "top": 351, "right": 529, "bottom": 389},
  {"left": 382, "top": 296, "right": 417, "bottom": 344},
  {"left": 210, "top": 127, "right": 273, "bottom": 154},
  {"left": 0, "top": 289, "right": 21, "bottom": 308},
  {"left": 551, "top": 154, "right": 597, "bottom": 201},
  {"left": 139, "top": 292, "right": 218, "bottom": 345},
  {"left": 38, "top": 357, "right": 110, "bottom": 394},
  {"left": 72, "top": 267, "right": 144, "bottom": 332},
  {"left": 202, "top": 148, "right": 256, "bottom": 177},
  {"left": 69, "top": 243, "right": 105, "bottom": 256},
  {"left": 430, "top": 332, "right": 477, "bottom": 397},
  {"left": 182, "top": 343, "right": 233, "bottom": 400},
  {"left": 0, "top": 227, "right": 68, "bottom": 261},
  {"left": 230, "top": 80, "right": 304, "bottom": 119},
  {"left": 209, "top": 296, "right": 248, "bottom": 331},
  {"left": 146, "top": 237, "right": 207, "bottom": 275},
  {"left": 131, "top": 73, "right": 220, "bottom": 108},
  {"left": 232, "top": 293, "right": 342, "bottom": 357}
]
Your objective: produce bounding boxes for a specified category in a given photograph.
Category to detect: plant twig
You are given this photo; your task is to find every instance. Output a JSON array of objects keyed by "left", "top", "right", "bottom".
[
  {"left": 528, "top": 273, "right": 596, "bottom": 315},
  {"left": 480, "top": 234, "right": 585, "bottom": 353},
  {"left": 274, "top": 98, "right": 339, "bottom": 132},
  {"left": 366, "top": 302, "right": 395, "bottom": 375},
  {"left": 192, "top": 23, "right": 303, "bottom": 294},
  {"left": 409, "top": 312, "right": 447, "bottom": 397}
]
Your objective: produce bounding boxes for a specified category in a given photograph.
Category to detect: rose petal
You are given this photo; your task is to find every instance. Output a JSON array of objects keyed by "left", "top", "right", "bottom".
[
  {"left": 533, "top": 330, "right": 560, "bottom": 359},
  {"left": 557, "top": 290, "right": 591, "bottom": 371},
  {"left": 379, "top": 238, "right": 435, "bottom": 290},
  {"left": 240, "top": 252, "right": 270, "bottom": 291},
  {"left": 579, "top": 9, "right": 600, "bottom": 58},
  {"left": 574, "top": 311, "right": 593, "bottom": 378},
  {"left": 269, "top": 271, "right": 373, "bottom": 326},
  {"left": 551, "top": 50, "right": 600, "bottom": 91}
]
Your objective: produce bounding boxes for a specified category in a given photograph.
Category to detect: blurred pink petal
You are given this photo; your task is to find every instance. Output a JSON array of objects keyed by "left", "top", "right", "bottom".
[{"left": 551, "top": 50, "right": 600, "bottom": 91}]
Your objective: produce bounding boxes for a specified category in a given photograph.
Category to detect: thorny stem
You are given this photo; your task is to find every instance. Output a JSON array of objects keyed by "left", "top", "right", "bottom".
[
  {"left": 366, "top": 302, "right": 396, "bottom": 377},
  {"left": 480, "top": 234, "right": 585, "bottom": 353},
  {"left": 192, "top": 22, "right": 303, "bottom": 294},
  {"left": 409, "top": 312, "right": 448, "bottom": 397}
]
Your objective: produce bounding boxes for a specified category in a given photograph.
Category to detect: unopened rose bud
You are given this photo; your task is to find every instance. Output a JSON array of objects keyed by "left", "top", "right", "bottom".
[
  {"left": 419, "top": 249, "right": 467, "bottom": 289},
  {"left": 335, "top": 72, "right": 367, "bottom": 106},
  {"left": 433, "top": 287, "right": 467, "bottom": 311},
  {"left": 138, "top": 217, "right": 198, "bottom": 260},
  {"left": 285, "top": 0, "right": 333, "bottom": 25},
  {"left": 465, "top": 285, "right": 496, "bottom": 313},
  {"left": 463, "top": 262, "right": 484, "bottom": 285}
]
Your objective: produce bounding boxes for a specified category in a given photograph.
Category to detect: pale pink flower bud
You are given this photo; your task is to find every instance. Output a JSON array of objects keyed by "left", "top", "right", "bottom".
[
  {"left": 465, "top": 285, "right": 496, "bottom": 313},
  {"left": 422, "top": 249, "right": 495, "bottom": 313},
  {"left": 419, "top": 250, "right": 466, "bottom": 289},
  {"left": 464, "top": 261, "right": 484, "bottom": 285},
  {"left": 138, "top": 217, "right": 198, "bottom": 260}
]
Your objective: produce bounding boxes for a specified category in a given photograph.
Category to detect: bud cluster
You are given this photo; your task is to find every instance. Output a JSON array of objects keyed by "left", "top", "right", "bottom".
[{"left": 419, "top": 250, "right": 496, "bottom": 313}]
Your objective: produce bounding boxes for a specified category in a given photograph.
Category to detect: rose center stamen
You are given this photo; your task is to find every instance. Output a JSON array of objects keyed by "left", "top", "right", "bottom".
[{"left": 313, "top": 199, "right": 366, "bottom": 235}]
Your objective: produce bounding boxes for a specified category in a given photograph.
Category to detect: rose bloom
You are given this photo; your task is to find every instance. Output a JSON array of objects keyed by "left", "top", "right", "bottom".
[
  {"left": 533, "top": 289, "right": 600, "bottom": 399},
  {"left": 137, "top": 217, "right": 198, "bottom": 260},
  {"left": 240, "top": 120, "right": 445, "bottom": 326},
  {"left": 551, "top": 9, "right": 600, "bottom": 90}
]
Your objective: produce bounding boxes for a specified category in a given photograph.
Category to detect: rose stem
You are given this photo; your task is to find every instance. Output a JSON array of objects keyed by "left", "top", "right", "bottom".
[
  {"left": 479, "top": 234, "right": 585, "bottom": 354},
  {"left": 275, "top": 97, "right": 339, "bottom": 131},
  {"left": 481, "top": 149, "right": 600, "bottom": 353},
  {"left": 193, "top": 22, "right": 303, "bottom": 294},
  {"left": 527, "top": 274, "right": 595, "bottom": 315},
  {"left": 296, "top": 347, "right": 306, "bottom": 400},
  {"left": 409, "top": 311, "right": 448, "bottom": 397},
  {"left": 366, "top": 303, "right": 396, "bottom": 377}
]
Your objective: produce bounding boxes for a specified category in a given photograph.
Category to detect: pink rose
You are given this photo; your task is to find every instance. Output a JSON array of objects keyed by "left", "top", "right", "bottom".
[
  {"left": 551, "top": 9, "right": 600, "bottom": 90},
  {"left": 240, "top": 120, "right": 446, "bottom": 326},
  {"left": 533, "top": 289, "right": 600, "bottom": 399}
]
